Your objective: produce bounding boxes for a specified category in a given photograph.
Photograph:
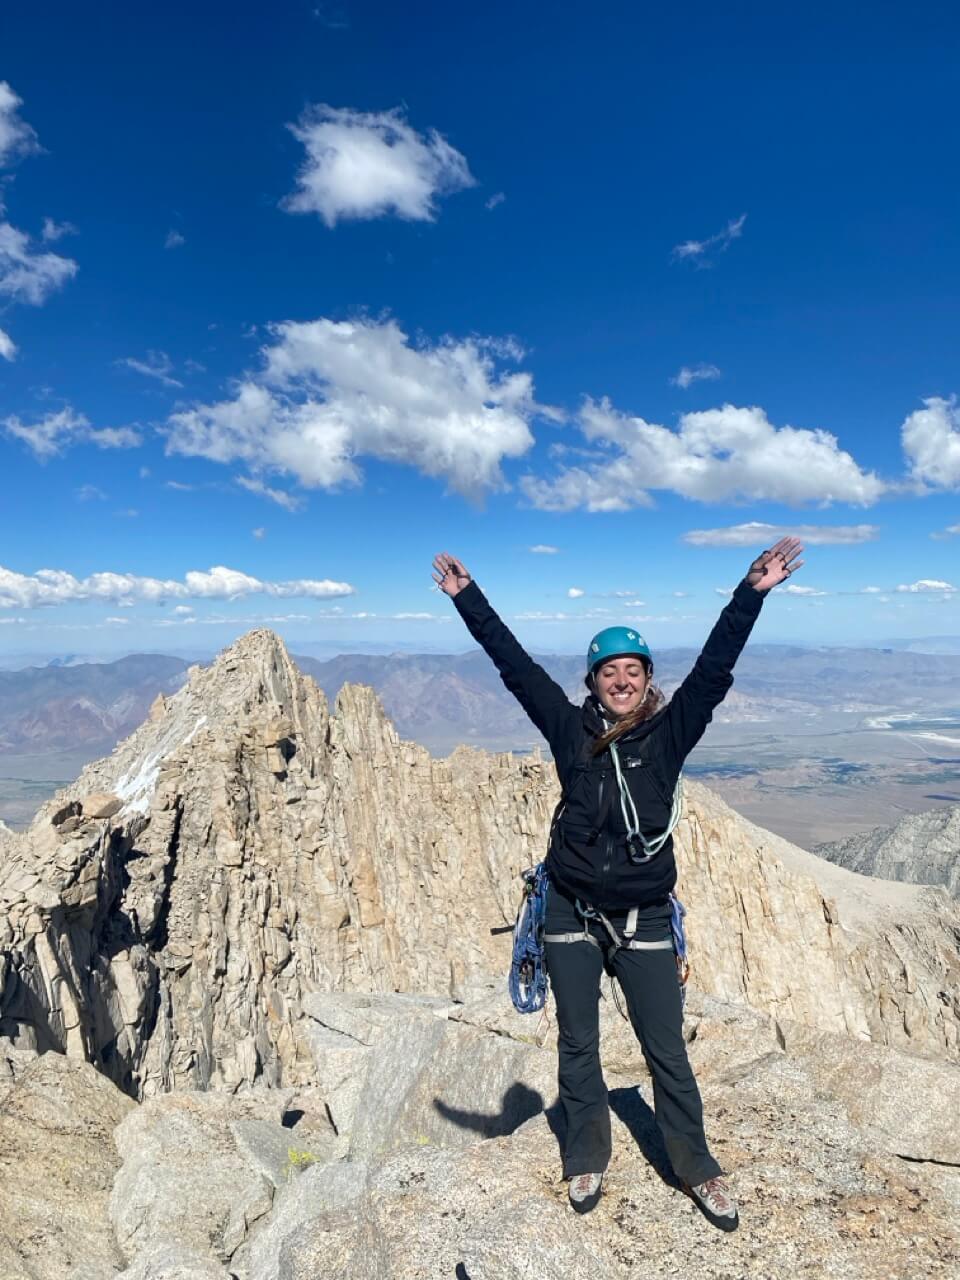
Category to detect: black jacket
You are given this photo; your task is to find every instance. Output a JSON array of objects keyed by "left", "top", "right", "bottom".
[{"left": 453, "top": 578, "right": 764, "bottom": 909}]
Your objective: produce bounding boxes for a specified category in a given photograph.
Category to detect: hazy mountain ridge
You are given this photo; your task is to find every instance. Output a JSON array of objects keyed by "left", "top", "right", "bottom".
[
  {"left": 817, "top": 805, "right": 960, "bottom": 897},
  {"left": 0, "top": 654, "right": 189, "bottom": 752}
]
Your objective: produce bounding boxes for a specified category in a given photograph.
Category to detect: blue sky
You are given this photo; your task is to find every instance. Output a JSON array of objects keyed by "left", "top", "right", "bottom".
[{"left": 1, "top": 0, "right": 960, "bottom": 659}]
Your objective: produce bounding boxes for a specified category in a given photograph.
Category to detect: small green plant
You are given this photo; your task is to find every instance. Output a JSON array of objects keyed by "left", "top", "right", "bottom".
[{"left": 286, "top": 1147, "right": 318, "bottom": 1178}]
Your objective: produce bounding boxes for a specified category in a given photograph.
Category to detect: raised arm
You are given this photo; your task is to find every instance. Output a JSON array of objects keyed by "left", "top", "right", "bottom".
[
  {"left": 662, "top": 537, "right": 804, "bottom": 769},
  {"left": 432, "top": 552, "right": 580, "bottom": 752}
]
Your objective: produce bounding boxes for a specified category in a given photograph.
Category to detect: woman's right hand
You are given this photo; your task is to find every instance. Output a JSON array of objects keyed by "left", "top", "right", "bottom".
[{"left": 432, "top": 552, "right": 472, "bottom": 598}]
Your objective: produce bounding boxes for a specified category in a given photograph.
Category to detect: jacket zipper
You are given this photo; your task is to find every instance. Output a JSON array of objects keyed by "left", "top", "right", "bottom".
[{"left": 598, "top": 771, "right": 612, "bottom": 902}]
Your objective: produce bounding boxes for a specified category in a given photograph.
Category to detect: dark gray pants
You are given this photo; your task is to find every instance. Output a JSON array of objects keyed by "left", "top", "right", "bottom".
[{"left": 544, "top": 883, "right": 722, "bottom": 1185}]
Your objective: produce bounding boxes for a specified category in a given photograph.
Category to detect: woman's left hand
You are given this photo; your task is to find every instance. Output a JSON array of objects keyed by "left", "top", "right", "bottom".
[{"left": 745, "top": 536, "right": 804, "bottom": 592}]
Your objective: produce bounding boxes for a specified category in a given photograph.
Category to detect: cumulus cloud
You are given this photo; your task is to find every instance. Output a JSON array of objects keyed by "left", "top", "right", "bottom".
[
  {"left": 166, "top": 317, "right": 549, "bottom": 500},
  {"left": 672, "top": 214, "right": 746, "bottom": 263},
  {"left": 118, "top": 350, "right": 183, "bottom": 388},
  {"left": 0, "top": 220, "right": 77, "bottom": 305},
  {"left": 896, "top": 579, "right": 956, "bottom": 594},
  {"left": 522, "top": 400, "right": 884, "bottom": 511},
  {"left": 683, "top": 521, "right": 879, "bottom": 547},
  {"left": 164, "top": 229, "right": 185, "bottom": 249},
  {"left": 567, "top": 587, "right": 585, "bottom": 598},
  {"left": 0, "top": 84, "right": 77, "bottom": 340},
  {"left": 671, "top": 363, "right": 721, "bottom": 390},
  {"left": 236, "top": 476, "right": 304, "bottom": 511},
  {"left": 782, "top": 584, "right": 829, "bottom": 596},
  {"left": 283, "top": 105, "right": 475, "bottom": 226},
  {"left": 529, "top": 544, "right": 559, "bottom": 554},
  {"left": 902, "top": 397, "right": 960, "bottom": 489},
  {"left": 41, "top": 217, "right": 77, "bottom": 242},
  {"left": 0, "top": 82, "right": 37, "bottom": 165},
  {"left": 3, "top": 408, "right": 142, "bottom": 459},
  {"left": 931, "top": 523, "right": 960, "bottom": 540},
  {"left": 0, "top": 563, "right": 357, "bottom": 609}
]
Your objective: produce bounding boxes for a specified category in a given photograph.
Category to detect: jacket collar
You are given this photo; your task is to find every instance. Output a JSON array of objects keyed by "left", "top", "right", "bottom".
[{"left": 582, "top": 694, "right": 665, "bottom": 743}]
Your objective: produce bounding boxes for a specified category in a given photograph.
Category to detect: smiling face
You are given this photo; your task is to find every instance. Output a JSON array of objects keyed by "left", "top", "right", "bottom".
[{"left": 592, "top": 655, "right": 651, "bottom": 720}]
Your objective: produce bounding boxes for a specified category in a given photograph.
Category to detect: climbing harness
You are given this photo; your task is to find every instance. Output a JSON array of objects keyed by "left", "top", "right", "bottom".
[
  {"left": 507, "top": 865, "right": 692, "bottom": 1014},
  {"left": 508, "top": 862, "right": 550, "bottom": 1013},
  {"left": 544, "top": 891, "right": 691, "bottom": 1010}
]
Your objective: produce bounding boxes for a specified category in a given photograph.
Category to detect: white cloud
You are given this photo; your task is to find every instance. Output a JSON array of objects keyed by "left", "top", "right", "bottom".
[
  {"left": 75, "top": 484, "right": 107, "bottom": 502},
  {"left": 902, "top": 397, "right": 960, "bottom": 489},
  {"left": 172, "top": 605, "right": 194, "bottom": 615},
  {"left": 166, "top": 317, "right": 549, "bottom": 500},
  {"left": 0, "top": 220, "right": 77, "bottom": 305},
  {"left": 0, "top": 82, "right": 37, "bottom": 166},
  {"left": 485, "top": 191, "right": 506, "bottom": 210},
  {"left": 252, "top": 527, "right": 266, "bottom": 539},
  {"left": 782, "top": 584, "right": 829, "bottom": 597},
  {"left": 164, "top": 229, "right": 185, "bottom": 249},
  {"left": 165, "top": 480, "right": 194, "bottom": 491},
  {"left": 0, "top": 563, "right": 357, "bottom": 609},
  {"left": 896, "top": 579, "right": 956, "bottom": 594},
  {"left": 860, "top": 586, "right": 882, "bottom": 594},
  {"left": 283, "top": 105, "right": 474, "bottom": 226},
  {"left": 236, "top": 475, "right": 304, "bottom": 511},
  {"left": 105, "top": 616, "right": 130, "bottom": 625},
  {"left": 567, "top": 587, "right": 585, "bottom": 598},
  {"left": 683, "top": 521, "right": 879, "bottom": 547},
  {"left": 119, "top": 350, "right": 183, "bottom": 388},
  {"left": 673, "top": 214, "right": 746, "bottom": 263},
  {"left": 671, "top": 363, "right": 721, "bottom": 390},
  {"left": 41, "top": 217, "right": 77, "bottom": 242},
  {"left": 0, "top": 85, "right": 77, "bottom": 333},
  {"left": 523, "top": 400, "right": 884, "bottom": 511},
  {"left": 529, "top": 544, "right": 559, "bottom": 554},
  {"left": 3, "top": 408, "right": 142, "bottom": 459}
]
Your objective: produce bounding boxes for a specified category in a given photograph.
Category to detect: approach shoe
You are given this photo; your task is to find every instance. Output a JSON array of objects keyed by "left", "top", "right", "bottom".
[
  {"left": 568, "top": 1171, "right": 603, "bottom": 1214},
  {"left": 682, "top": 1175, "right": 739, "bottom": 1231}
]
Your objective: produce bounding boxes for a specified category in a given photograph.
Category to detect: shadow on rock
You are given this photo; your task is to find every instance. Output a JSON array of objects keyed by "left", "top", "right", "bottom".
[
  {"left": 433, "top": 1081, "right": 546, "bottom": 1139},
  {"left": 609, "top": 1086, "right": 679, "bottom": 1188}
]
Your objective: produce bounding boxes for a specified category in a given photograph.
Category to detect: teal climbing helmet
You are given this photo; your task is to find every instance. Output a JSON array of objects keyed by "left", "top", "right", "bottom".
[{"left": 586, "top": 626, "right": 652, "bottom": 680}]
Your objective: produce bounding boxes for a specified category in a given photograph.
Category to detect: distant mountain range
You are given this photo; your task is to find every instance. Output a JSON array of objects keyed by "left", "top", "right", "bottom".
[
  {"left": 6, "top": 640, "right": 960, "bottom": 759},
  {"left": 4, "top": 639, "right": 960, "bottom": 842},
  {"left": 0, "top": 654, "right": 190, "bottom": 753}
]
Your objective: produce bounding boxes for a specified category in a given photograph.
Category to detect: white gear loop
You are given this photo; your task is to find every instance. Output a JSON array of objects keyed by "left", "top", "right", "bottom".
[{"left": 608, "top": 738, "right": 683, "bottom": 862}]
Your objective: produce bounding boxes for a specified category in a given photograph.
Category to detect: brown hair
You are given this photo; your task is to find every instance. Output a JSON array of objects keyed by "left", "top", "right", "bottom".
[{"left": 591, "top": 681, "right": 666, "bottom": 755}]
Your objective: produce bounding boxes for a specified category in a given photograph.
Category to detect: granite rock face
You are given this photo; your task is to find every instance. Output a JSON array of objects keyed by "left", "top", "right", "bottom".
[
  {"left": 0, "top": 628, "right": 958, "bottom": 1105},
  {"left": 817, "top": 803, "right": 960, "bottom": 897},
  {"left": 0, "top": 1052, "right": 134, "bottom": 1280}
]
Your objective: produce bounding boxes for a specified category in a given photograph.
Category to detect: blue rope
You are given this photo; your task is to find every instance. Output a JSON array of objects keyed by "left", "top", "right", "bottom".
[
  {"left": 669, "top": 892, "right": 690, "bottom": 1006},
  {"left": 508, "top": 863, "right": 550, "bottom": 1014}
]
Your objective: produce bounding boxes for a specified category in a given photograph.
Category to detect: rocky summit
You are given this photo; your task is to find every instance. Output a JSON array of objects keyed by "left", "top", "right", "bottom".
[{"left": 1, "top": 629, "right": 959, "bottom": 1278}]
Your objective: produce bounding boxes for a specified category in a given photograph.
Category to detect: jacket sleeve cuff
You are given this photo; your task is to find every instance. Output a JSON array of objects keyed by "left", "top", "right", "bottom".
[
  {"left": 733, "top": 578, "right": 765, "bottom": 614},
  {"left": 452, "top": 578, "right": 483, "bottom": 616}
]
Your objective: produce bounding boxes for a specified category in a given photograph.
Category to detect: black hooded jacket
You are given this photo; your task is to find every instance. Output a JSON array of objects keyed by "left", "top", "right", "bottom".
[{"left": 453, "top": 578, "right": 765, "bottom": 910}]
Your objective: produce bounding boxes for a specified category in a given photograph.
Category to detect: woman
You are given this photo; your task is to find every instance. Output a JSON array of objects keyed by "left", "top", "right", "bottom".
[{"left": 432, "top": 537, "right": 803, "bottom": 1228}]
